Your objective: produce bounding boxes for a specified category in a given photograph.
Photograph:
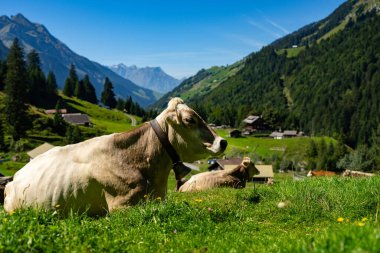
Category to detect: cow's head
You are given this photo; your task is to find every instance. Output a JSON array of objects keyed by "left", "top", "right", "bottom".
[
  {"left": 241, "top": 157, "right": 259, "bottom": 179},
  {"left": 156, "top": 97, "right": 227, "bottom": 162}
]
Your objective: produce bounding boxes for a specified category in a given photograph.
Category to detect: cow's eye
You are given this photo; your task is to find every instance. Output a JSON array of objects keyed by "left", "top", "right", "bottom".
[{"left": 184, "top": 117, "right": 196, "bottom": 125}]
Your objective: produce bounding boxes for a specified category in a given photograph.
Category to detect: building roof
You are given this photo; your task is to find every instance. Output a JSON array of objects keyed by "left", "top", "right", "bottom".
[
  {"left": 45, "top": 109, "right": 67, "bottom": 114},
  {"left": 243, "top": 115, "right": 261, "bottom": 124},
  {"left": 254, "top": 165, "right": 274, "bottom": 178},
  {"left": 27, "top": 143, "right": 55, "bottom": 159},
  {"left": 283, "top": 130, "right": 297, "bottom": 136},
  {"left": 270, "top": 131, "right": 284, "bottom": 138},
  {"left": 62, "top": 113, "right": 91, "bottom": 125}
]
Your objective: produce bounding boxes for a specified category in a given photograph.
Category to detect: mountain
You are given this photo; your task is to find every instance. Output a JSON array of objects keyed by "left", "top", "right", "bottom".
[
  {"left": 152, "top": 0, "right": 380, "bottom": 147},
  {"left": 109, "top": 63, "right": 180, "bottom": 94},
  {"left": 0, "top": 14, "right": 157, "bottom": 107}
]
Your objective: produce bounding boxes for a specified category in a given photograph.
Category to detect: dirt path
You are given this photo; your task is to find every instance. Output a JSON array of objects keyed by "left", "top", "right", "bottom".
[{"left": 126, "top": 114, "right": 137, "bottom": 126}]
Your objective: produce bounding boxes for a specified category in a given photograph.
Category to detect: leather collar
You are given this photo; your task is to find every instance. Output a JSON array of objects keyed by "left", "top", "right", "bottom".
[{"left": 150, "top": 119, "right": 191, "bottom": 181}]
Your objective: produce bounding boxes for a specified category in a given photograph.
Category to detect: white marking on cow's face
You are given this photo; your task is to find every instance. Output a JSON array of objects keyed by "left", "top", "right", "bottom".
[{"left": 159, "top": 98, "right": 227, "bottom": 161}]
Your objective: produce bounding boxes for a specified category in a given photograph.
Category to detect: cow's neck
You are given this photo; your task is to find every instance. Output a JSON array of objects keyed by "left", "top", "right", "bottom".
[{"left": 113, "top": 122, "right": 173, "bottom": 192}]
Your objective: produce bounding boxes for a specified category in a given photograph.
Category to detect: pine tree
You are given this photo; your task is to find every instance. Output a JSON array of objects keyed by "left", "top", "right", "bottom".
[
  {"left": 63, "top": 64, "right": 78, "bottom": 97},
  {"left": 0, "top": 60, "right": 7, "bottom": 90},
  {"left": 116, "top": 97, "right": 125, "bottom": 111},
  {"left": 82, "top": 74, "right": 97, "bottom": 104},
  {"left": 124, "top": 96, "right": 133, "bottom": 113},
  {"left": 4, "top": 38, "right": 30, "bottom": 141},
  {"left": 0, "top": 120, "right": 5, "bottom": 151},
  {"left": 100, "top": 77, "right": 117, "bottom": 108},
  {"left": 46, "top": 71, "right": 58, "bottom": 98},
  {"left": 53, "top": 98, "right": 66, "bottom": 135},
  {"left": 26, "top": 50, "right": 47, "bottom": 106},
  {"left": 74, "top": 80, "right": 86, "bottom": 100}
]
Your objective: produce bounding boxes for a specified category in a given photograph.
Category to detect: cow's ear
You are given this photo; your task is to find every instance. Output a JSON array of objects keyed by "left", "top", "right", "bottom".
[
  {"left": 166, "top": 97, "right": 184, "bottom": 125},
  {"left": 242, "top": 157, "right": 251, "bottom": 168}
]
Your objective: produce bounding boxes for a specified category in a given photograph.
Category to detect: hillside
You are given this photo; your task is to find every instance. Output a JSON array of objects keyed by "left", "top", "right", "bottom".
[
  {"left": 154, "top": 0, "right": 380, "bottom": 149},
  {"left": 109, "top": 64, "right": 180, "bottom": 94},
  {"left": 0, "top": 92, "right": 137, "bottom": 175},
  {"left": 153, "top": 60, "right": 244, "bottom": 110},
  {"left": 0, "top": 14, "right": 157, "bottom": 107}
]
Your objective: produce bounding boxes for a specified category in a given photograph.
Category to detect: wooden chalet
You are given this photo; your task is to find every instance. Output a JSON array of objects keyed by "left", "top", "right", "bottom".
[
  {"left": 243, "top": 115, "right": 265, "bottom": 134},
  {"left": 229, "top": 129, "right": 242, "bottom": 138},
  {"left": 62, "top": 113, "right": 91, "bottom": 126}
]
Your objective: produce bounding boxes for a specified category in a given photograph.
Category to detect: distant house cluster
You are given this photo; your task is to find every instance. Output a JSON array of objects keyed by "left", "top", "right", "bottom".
[
  {"left": 269, "top": 130, "right": 304, "bottom": 139},
  {"left": 243, "top": 115, "right": 266, "bottom": 135}
]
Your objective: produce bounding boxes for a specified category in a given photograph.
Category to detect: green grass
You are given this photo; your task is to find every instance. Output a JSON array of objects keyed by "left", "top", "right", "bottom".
[
  {"left": 1, "top": 175, "right": 380, "bottom": 252},
  {"left": 276, "top": 46, "right": 305, "bottom": 58},
  {"left": 215, "top": 129, "right": 335, "bottom": 162},
  {"left": 63, "top": 95, "right": 138, "bottom": 133}
]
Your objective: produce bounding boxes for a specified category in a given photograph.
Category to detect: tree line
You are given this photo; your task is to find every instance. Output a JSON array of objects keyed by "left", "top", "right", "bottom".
[{"left": 0, "top": 38, "right": 153, "bottom": 150}]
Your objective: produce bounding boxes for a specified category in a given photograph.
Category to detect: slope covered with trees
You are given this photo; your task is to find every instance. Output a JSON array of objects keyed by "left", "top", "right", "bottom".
[{"left": 154, "top": 1, "right": 380, "bottom": 152}]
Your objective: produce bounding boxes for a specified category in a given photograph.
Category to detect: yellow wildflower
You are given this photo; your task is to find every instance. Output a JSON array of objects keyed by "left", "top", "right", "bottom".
[
  {"left": 3, "top": 218, "right": 7, "bottom": 223},
  {"left": 357, "top": 222, "right": 365, "bottom": 227},
  {"left": 195, "top": 198, "right": 202, "bottom": 203},
  {"left": 55, "top": 204, "right": 60, "bottom": 208},
  {"left": 9, "top": 211, "right": 15, "bottom": 216},
  {"left": 337, "top": 217, "right": 344, "bottom": 222},
  {"left": 156, "top": 197, "right": 161, "bottom": 201},
  {"left": 346, "top": 218, "right": 350, "bottom": 223},
  {"left": 361, "top": 217, "right": 368, "bottom": 222},
  {"left": 144, "top": 194, "right": 148, "bottom": 198}
]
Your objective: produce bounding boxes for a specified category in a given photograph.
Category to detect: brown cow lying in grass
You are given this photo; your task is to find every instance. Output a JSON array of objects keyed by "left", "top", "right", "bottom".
[
  {"left": 3, "top": 98, "right": 227, "bottom": 216},
  {"left": 178, "top": 157, "right": 259, "bottom": 192}
]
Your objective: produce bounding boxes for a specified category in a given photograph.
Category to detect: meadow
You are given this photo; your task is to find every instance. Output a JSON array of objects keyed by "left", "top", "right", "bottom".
[{"left": 1, "top": 174, "right": 379, "bottom": 252}]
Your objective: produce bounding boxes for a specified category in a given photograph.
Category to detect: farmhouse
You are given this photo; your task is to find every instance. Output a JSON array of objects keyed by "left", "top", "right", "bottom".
[
  {"left": 229, "top": 129, "right": 242, "bottom": 138},
  {"left": 62, "top": 113, "right": 91, "bottom": 126},
  {"left": 243, "top": 115, "right": 266, "bottom": 134},
  {"left": 27, "top": 142, "right": 55, "bottom": 160},
  {"left": 208, "top": 157, "right": 274, "bottom": 183}
]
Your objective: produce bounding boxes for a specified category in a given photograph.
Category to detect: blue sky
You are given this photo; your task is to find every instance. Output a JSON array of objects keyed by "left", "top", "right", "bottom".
[{"left": 3, "top": 0, "right": 346, "bottom": 78}]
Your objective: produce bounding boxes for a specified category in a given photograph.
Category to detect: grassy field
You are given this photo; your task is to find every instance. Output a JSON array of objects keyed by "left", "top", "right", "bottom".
[
  {"left": 1, "top": 174, "right": 379, "bottom": 252},
  {"left": 215, "top": 129, "right": 336, "bottom": 164},
  {"left": 63, "top": 95, "right": 138, "bottom": 134}
]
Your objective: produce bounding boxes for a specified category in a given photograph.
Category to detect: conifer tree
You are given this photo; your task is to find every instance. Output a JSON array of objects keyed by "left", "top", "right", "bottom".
[
  {"left": 0, "top": 60, "right": 6, "bottom": 90},
  {"left": 53, "top": 98, "right": 66, "bottom": 135},
  {"left": 116, "top": 98, "right": 125, "bottom": 111},
  {"left": 46, "top": 71, "right": 58, "bottom": 97},
  {"left": 26, "top": 50, "right": 47, "bottom": 106},
  {"left": 4, "top": 38, "right": 29, "bottom": 141},
  {"left": 82, "top": 74, "right": 98, "bottom": 104},
  {"left": 0, "top": 120, "right": 5, "bottom": 151},
  {"left": 63, "top": 64, "right": 78, "bottom": 97},
  {"left": 124, "top": 96, "right": 133, "bottom": 113},
  {"left": 100, "top": 77, "right": 117, "bottom": 108},
  {"left": 74, "top": 80, "right": 86, "bottom": 100}
]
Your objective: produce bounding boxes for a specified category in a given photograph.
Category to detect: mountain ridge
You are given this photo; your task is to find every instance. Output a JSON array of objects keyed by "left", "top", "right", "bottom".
[
  {"left": 109, "top": 63, "right": 180, "bottom": 94},
  {"left": 0, "top": 13, "right": 157, "bottom": 107}
]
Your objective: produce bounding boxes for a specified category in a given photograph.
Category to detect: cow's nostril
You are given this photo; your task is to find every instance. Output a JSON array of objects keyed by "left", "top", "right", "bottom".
[{"left": 220, "top": 139, "right": 228, "bottom": 151}]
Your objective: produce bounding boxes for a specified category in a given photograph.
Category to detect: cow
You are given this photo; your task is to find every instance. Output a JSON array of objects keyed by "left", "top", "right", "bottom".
[
  {"left": 307, "top": 170, "right": 337, "bottom": 177},
  {"left": 342, "top": 170, "right": 375, "bottom": 177},
  {"left": 3, "top": 98, "right": 227, "bottom": 216},
  {"left": 178, "top": 157, "right": 259, "bottom": 192}
]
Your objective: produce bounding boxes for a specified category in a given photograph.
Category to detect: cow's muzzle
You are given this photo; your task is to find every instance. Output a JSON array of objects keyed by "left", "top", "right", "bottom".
[{"left": 204, "top": 137, "right": 227, "bottom": 154}]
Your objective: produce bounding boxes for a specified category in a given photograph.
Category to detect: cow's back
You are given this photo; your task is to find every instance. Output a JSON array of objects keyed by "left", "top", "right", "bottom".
[{"left": 4, "top": 134, "right": 115, "bottom": 214}]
